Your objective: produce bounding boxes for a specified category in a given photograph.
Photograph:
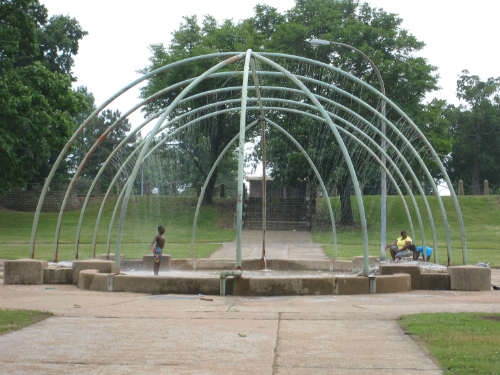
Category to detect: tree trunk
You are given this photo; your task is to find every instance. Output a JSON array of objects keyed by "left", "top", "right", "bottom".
[
  {"left": 338, "top": 177, "right": 354, "bottom": 226},
  {"left": 202, "top": 168, "right": 218, "bottom": 204},
  {"left": 471, "top": 156, "right": 481, "bottom": 195}
]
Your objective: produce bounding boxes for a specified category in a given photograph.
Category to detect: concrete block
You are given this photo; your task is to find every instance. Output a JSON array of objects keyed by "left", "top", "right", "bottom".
[
  {"left": 333, "top": 260, "right": 353, "bottom": 272},
  {"left": 44, "top": 266, "right": 73, "bottom": 284},
  {"left": 379, "top": 264, "right": 421, "bottom": 290},
  {"left": 96, "top": 253, "right": 125, "bottom": 263},
  {"left": 449, "top": 265, "right": 491, "bottom": 291},
  {"left": 72, "top": 260, "right": 114, "bottom": 284},
  {"left": 113, "top": 275, "right": 220, "bottom": 295},
  {"left": 266, "top": 259, "right": 332, "bottom": 271},
  {"left": 335, "top": 276, "right": 369, "bottom": 295},
  {"left": 4, "top": 259, "right": 48, "bottom": 285},
  {"left": 78, "top": 269, "right": 99, "bottom": 290},
  {"left": 90, "top": 273, "right": 114, "bottom": 292},
  {"left": 143, "top": 254, "right": 171, "bottom": 272},
  {"left": 352, "top": 256, "right": 380, "bottom": 272},
  {"left": 421, "top": 273, "right": 450, "bottom": 290},
  {"left": 374, "top": 274, "right": 411, "bottom": 293},
  {"left": 171, "top": 258, "right": 236, "bottom": 270},
  {"left": 237, "top": 276, "right": 335, "bottom": 296}
]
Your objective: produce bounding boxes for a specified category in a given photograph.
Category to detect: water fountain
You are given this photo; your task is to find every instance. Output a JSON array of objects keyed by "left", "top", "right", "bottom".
[{"left": 7, "top": 49, "right": 491, "bottom": 295}]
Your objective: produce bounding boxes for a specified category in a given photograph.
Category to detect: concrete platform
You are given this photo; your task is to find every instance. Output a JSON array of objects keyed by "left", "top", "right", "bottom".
[{"left": 1, "top": 273, "right": 499, "bottom": 374}]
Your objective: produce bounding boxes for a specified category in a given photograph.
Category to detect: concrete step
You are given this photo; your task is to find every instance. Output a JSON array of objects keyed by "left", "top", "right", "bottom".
[
  {"left": 243, "top": 213, "right": 310, "bottom": 220},
  {"left": 243, "top": 221, "right": 311, "bottom": 230}
]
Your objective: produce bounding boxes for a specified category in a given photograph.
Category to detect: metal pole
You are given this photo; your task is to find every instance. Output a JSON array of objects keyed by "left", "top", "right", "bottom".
[
  {"left": 114, "top": 54, "right": 244, "bottom": 273},
  {"left": 235, "top": 50, "right": 253, "bottom": 270},
  {"left": 253, "top": 53, "right": 370, "bottom": 276},
  {"left": 250, "top": 58, "right": 267, "bottom": 269}
]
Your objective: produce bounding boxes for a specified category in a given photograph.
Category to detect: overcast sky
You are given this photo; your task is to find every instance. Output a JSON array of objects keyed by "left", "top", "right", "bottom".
[{"left": 42, "top": 0, "right": 499, "bottom": 125}]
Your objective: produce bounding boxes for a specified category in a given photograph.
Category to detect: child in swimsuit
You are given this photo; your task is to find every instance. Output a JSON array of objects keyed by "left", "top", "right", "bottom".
[{"left": 149, "top": 225, "right": 166, "bottom": 276}]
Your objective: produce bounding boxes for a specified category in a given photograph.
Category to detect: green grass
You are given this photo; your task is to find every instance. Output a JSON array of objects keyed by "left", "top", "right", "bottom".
[
  {"left": 1, "top": 194, "right": 499, "bottom": 266},
  {"left": 0, "top": 196, "right": 236, "bottom": 261},
  {"left": 0, "top": 309, "right": 53, "bottom": 336},
  {"left": 399, "top": 313, "right": 500, "bottom": 374},
  {"left": 314, "top": 195, "right": 500, "bottom": 267}
]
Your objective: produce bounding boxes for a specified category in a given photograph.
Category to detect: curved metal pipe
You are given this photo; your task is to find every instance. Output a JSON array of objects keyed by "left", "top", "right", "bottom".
[
  {"left": 259, "top": 53, "right": 465, "bottom": 263},
  {"left": 113, "top": 54, "right": 245, "bottom": 272},
  {"left": 30, "top": 52, "right": 241, "bottom": 259},
  {"left": 100, "top": 103, "right": 428, "bottom": 264},
  {"left": 253, "top": 53, "right": 371, "bottom": 275}
]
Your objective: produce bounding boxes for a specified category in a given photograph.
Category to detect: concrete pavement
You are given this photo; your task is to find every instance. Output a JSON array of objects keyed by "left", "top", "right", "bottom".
[
  {"left": 209, "top": 230, "right": 328, "bottom": 260},
  {"left": 1, "top": 233, "right": 499, "bottom": 374},
  {"left": 1, "top": 272, "right": 500, "bottom": 374}
]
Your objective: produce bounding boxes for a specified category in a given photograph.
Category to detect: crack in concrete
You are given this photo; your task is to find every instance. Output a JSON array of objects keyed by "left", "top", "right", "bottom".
[{"left": 272, "top": 312, "right": 282, "bottom": 375}]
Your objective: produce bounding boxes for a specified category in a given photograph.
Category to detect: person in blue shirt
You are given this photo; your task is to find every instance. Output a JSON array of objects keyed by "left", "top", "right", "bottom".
[{"left": 411, "top": 245, "right": 432, "bottom": 262}]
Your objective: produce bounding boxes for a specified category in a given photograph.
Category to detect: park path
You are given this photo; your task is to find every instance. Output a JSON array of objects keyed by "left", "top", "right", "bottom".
[{"left": 209, "top": 229, "right": 329, "bottom": 260}]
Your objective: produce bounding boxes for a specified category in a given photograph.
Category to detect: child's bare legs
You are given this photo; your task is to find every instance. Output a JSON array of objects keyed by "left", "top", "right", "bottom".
[{"left": 154, "top": 260, "right": 160, "bottom": 276}]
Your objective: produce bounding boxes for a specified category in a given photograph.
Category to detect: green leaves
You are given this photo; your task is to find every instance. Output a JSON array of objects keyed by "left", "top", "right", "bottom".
[{"left": 0, "top": 1, "right": 87, "bottom": 194}]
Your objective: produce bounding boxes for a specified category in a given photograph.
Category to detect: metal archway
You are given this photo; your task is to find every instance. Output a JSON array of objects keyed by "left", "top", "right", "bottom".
[{"left": 31, "top": 50, "right": 467, "bottom": 277}]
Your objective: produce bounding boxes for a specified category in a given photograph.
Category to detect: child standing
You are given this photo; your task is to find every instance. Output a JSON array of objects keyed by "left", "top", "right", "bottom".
[{"left": 149, "top": 225, "right": 166, "bottom": 276}]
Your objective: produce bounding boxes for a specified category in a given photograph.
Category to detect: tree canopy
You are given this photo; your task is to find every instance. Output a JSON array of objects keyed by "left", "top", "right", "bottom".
[
  {"left": 139, "top": 0, "right": 443, "bottom": 223},
  {"left": 0, "top": 0, "right": 87, "bottom": 195},
  {"left": 444, "top": 71, "right": 500, "bottom": 195}
]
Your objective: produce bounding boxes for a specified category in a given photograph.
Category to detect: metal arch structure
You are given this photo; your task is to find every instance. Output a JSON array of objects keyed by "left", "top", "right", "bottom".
[{"left": 30, "top": 49, "right": 467, "bottom": 277}]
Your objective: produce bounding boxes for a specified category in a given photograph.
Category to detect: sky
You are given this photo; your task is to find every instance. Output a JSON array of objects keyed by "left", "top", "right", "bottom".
[{"left": 42, "top": 0, "right": 499, "bottom": 193}]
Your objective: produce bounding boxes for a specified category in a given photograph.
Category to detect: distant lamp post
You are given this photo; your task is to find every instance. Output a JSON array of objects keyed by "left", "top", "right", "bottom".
[{"left": 307, "top": 38, "right": 388, "bottom": 260}]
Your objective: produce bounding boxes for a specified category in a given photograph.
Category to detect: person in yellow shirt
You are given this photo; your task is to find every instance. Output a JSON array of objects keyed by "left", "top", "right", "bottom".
[{"left": 384, "top": 230, "right": 413, "bottom": 262}]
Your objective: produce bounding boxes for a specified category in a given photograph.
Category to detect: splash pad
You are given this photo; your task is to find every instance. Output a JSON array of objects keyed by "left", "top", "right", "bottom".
[{"left": 16, "top": 49, "right": 487, "bottom": 296}]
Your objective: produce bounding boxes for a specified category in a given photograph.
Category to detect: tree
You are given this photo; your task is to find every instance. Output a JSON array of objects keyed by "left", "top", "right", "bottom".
[
  {"left": 0, "top": 0, "right": 87, "bottom": 195},
  {"left": 445, "top": 71, "right": 500, "bottom": 195},
  {"left": 139, "top": 0, "right": 443, "bottom": 220},
  {"left": 251, "top": 0, "right": 441, "bottom": 225},
  {"left": 138, "top": 15, "right": 252, "bottom": 204},
  {"left": 69, "top": 87, "right": 137, "bottom": 192}
]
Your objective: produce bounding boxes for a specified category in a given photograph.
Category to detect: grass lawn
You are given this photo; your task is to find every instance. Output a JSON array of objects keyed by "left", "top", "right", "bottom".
[
  {"left": 1, "top": 194, "right": 499, "bottom": 266},
  {"left": 314, "top": 195, "right": 500, "bottom": 267},
  {"left": 0, "top": 309, "right": 53, "bottom": 336},
  {"left": 399, "top": 313, "right": 500, "bottom": 374},
  {"left": 0, "top": 196, "right": 236, "bottom": 261}
]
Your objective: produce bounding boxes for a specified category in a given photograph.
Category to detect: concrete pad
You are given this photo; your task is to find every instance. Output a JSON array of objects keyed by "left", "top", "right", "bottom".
[
  {"left": 333, "top": 260, "right": 353, "bottom": 272},
  {"left": 89, "top": 273, "right": 113, "bottom": 292},
  {"left": 449, "top": 265, "right": 491, "bottom": 291},
  {"left": 44, "top": 266, "right": 73, "bottom": 284},
  {"left": 113, "top": 275, "right": 220, "bottom": 295},
  {"left": 266, "top": 259, "right": 331, "bottom": 271},
  {"left": 3, "top": 259, "right": 48, "bottom": 285},
  {"left": 374, "top": 274, "right": 411, "bottom": 293},
  {"left": 421, "top": 273, "right": 450, "bottom": 290},
  {"left": 352, "top": 256, "right": 379, "bottom": 272},
  {"left": 335, "top": 276, "right": 369, "bottom": 295},
  {"left": 379, "top": 264, "right": 421, "bottom": 290},
  {"left": 77, "top": 269, "right": 99, "bottom": 290},
  {"left": 1, "top": 283, "right": 499, "bottom": 373},
  {"left": 72, "top": 260, "right": 114, "bottom": 284},
  {"left": 0, "top": 316, "right": 278, "bottom": 374},
  {"left": 274, "top": 319, "right": 439, "bottom": 373},
  {"left": 239, "top": 277, "right": 335, "bottom": 296}
]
